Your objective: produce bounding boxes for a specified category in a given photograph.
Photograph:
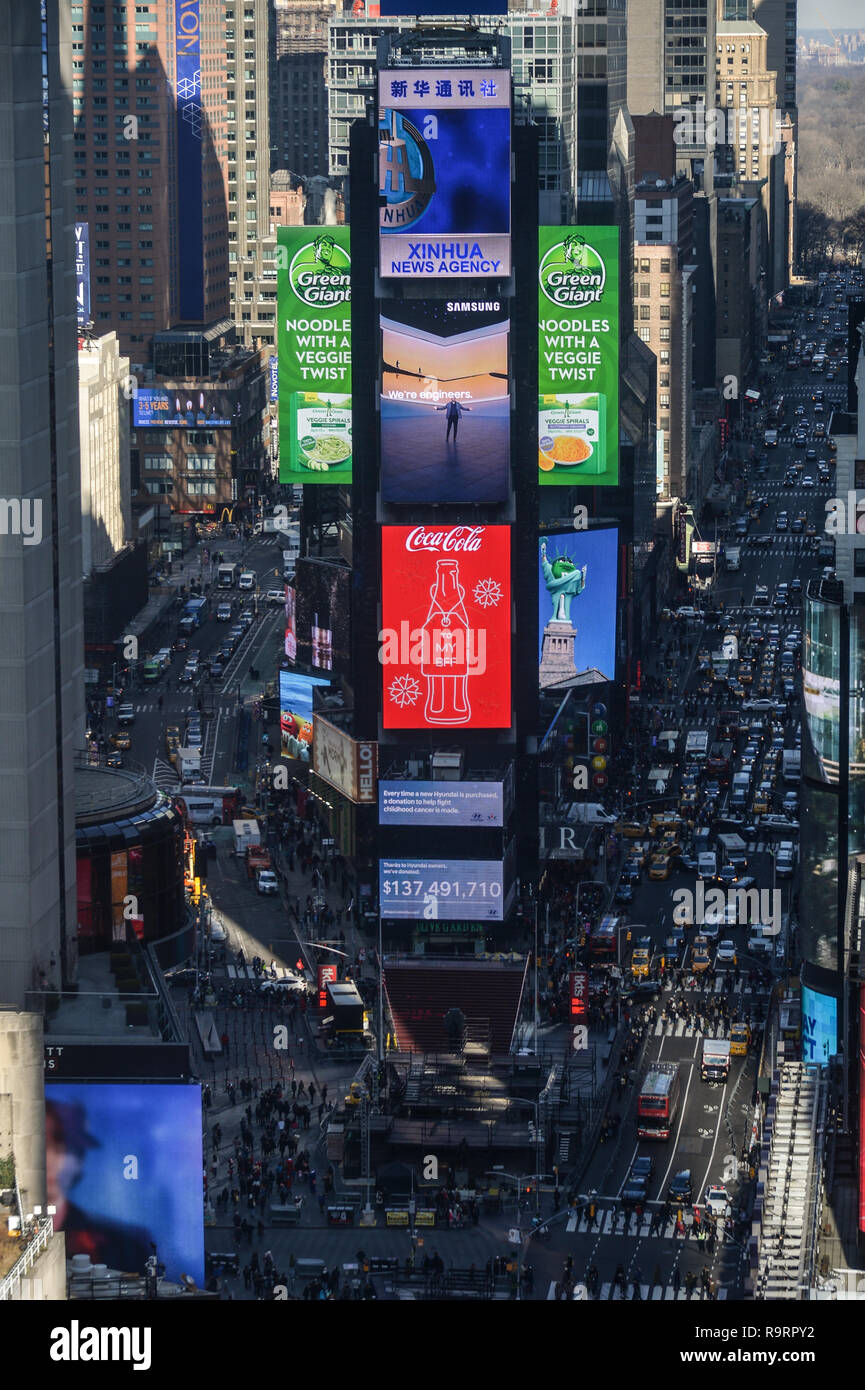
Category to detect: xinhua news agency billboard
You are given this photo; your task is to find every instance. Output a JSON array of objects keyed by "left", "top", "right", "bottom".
[
  {"left": 277, "top": 227, "right": 352, "bottom": 485},
  {"left": 538, "top": 227, "right": 619, "bottom": 487},
  {"left": 379, "top": 69, "right": 511, "bottom": 279}
]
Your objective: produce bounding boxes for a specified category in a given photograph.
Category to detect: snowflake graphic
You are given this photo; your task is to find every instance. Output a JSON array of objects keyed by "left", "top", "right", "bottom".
[
  {"left": 388, "top": 675, "right": 421, "bottom": 708},
  {"left": 473, "top": 577, "right": 502, "bottom": 609}
]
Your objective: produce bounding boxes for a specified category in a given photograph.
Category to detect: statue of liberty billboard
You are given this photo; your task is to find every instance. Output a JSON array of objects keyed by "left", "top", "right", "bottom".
[{"left": 540, "top": 537, "right": 587, "bottom": 624}]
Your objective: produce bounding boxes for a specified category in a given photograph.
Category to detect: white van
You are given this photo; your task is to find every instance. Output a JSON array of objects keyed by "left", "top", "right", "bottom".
[
  {"left": 697, "top": 851, "right": 717, "bottom": 880},
  {"left": 238, "top": 571, "right": 256, "bottom": 591}
]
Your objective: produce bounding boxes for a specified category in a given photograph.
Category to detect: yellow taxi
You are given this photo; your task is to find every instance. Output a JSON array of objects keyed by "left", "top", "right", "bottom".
[
  {"left": 649, "top": 852, "right": 673, "bottom": 881},
  {"left": 691, "top": 935, "right": 711, "bottom": 973},
  {"left": 752, "top": 786, "right": 771, "bottom": 816},
  {"left": 110, "top": 730, "right": 131, "bottom": 750},
  {"left": 730, "top": 1022, "right": 751, "bottom": 1056},
  {"left": 739, "top": 663, "right": 753, "bottom": 685},
  {"left": 631, "top": 948, "right": 651, "bottom": 979},
  {"left": 650, "top": 810, "right": 681, "bottom": 837},
  {"left": 618, "top": 819, "right": 649, "bottom": 838}
]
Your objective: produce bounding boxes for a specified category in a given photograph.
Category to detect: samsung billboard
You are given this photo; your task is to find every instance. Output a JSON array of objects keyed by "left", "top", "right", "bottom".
[
  {"left": 379, "top": 780, "right": 503, "bottom": 827},
  {"left": 380, "top": 858, "right": 503, "bottom": 921},
  {"left": 379, "top": 297, "right": 509, "bottom": 504},
  {"left": 378, "top": 69, "right": 511, "bottom": 279}
]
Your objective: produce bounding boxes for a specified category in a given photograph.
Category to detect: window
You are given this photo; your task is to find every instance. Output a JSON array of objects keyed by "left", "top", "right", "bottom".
[
  {"left": 143, "top": 455, "right": 172, "bottom": 472},
  {"left": 660, "top": 351, "right": 670, "bottom": 364},
  {"left": 659, "top": 394, "right": 671, "bottom": 408},
  {"left": 639, "top": 305, "right": 651, "bottom": 320},
  {"left": 659, "top": 306, "right": 671, "bottom": 321},
  {"left": 640, "top": 258, "right": 650, "bottom": 272},
  {"left": 855, "top": 550, "right": 865, "bottom": 579},
  {"left": 660, "top": 328, "right": 671, "bottom": 342},
  {"left": 639, "top": 327, "right": 651, "bottom": 343},
  {"left": 640, "top": 282, "right": 651, "bottom": 297},
  {"left": 659, "top": 282, "right": 670, "bottom": 297}
]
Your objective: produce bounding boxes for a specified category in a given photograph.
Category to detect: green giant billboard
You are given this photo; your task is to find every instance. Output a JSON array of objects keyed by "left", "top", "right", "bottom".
[
  {"left": 277, "top": 227, "right": 352, "bottom": 485},
  {"left": 537, "top": 227, "right": 619, "bottom": 487}
]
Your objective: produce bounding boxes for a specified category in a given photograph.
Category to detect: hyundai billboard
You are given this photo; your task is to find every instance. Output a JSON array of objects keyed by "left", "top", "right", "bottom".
[
  {"left": 378, "top": 69, "right": 511, "bottom": 279},
  {"left": 379, "top": 780, "right": 504, "bottom": 826},
  {"left": 277, "top": 227, "right": 352, "bottom": 484},
  {"left": 380, "top": 297, "right": 509, "bottom": 503},
  {"left": 381, "top": 525, "right": 511, "bottom": 730},
  {"left": 537, "top": 227, "right": 620, "bottom": 486},
  {"left": 380, "top": 858, "right": 503, "bottom": 920},
  {"left": 538, "top": 529, "right": 618, "bottom": 688}
]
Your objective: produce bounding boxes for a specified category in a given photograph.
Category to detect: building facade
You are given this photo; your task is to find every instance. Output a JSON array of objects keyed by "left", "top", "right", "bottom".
[
  {"left": 77, "top": 332, "right": 131, "bottom": 575},
  {"left": 327, "top": 12, "right": 579, "bottom": 220},
  {"left": 0, "top": 0, "right": 86, "bottom": 1005}
]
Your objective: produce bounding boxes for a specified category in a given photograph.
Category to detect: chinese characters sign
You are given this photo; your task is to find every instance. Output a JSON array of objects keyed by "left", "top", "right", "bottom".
[
  {"left": 277, "top": 227, "right": 352, "bottom": 484},
  {"left": 537, "top": 227, "right": 620, "bottom": 486},
  {"left": 380, "top": 525, "right": 511, "bottom": 730},
  {"left": 379, "top": 70, "right": 511, "bottom": 279}
]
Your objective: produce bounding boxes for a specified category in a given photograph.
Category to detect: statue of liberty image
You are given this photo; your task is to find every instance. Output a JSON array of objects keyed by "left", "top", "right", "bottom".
[{"left": 540, "top": 538, "right": 587, "bottom": 624}]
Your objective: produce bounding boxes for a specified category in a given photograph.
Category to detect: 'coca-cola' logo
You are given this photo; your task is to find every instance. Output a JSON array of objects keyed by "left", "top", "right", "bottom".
[{"left": 405, "top": 525, "right": 485, "bottom": 553}]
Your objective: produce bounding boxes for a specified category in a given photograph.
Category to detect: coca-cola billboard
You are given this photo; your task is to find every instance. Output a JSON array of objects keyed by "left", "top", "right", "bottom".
[{"left": 380, "top": 525, "right": 511, "bottom": 729}]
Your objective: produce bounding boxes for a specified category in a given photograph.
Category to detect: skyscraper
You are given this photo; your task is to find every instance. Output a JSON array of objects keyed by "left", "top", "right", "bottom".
[{"left": 0, "top": 0, "right": 86, "bottom": 1006}]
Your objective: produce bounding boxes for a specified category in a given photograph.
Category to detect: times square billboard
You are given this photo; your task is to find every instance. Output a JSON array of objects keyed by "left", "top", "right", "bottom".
[
  {"left": 538, "top": 227, "right": 620, "bottom": 487},
  {"left": 378, "top": 69, "right": 511, "bottom": 279},
  {"left": 380, "top": 525, "right": 511, "bottom": 730},
  {"left": 277, "top": 227, "right": 352, "bottom": 485},
  {"left": 379, "top": 297, "right": 510, "bottom": 503},
  {"left": 539, "top": 529, "right": 618, "bottom": 689},
  {"left": 379, "top": 858, "right": 504, "bottom": 921},
  {"left": 46, "top": 1083, "right": 203, "bottom": 1285}
]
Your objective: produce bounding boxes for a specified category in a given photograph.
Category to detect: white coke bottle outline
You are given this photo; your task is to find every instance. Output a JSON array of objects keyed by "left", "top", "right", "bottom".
[{"left": 420, "top": 557, "right": 472, "bottom": 725}]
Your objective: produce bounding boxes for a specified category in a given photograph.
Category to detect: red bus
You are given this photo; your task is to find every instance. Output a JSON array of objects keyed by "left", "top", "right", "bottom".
[
  {"left": 637, "top": 1062, "right": 682, "bottom": 1140},
  {"left": 589, "top": 915, "right": 619, "bottom": 960}
]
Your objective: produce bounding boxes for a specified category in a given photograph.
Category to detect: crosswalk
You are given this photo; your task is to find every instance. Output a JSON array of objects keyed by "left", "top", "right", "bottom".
[
  {"left": 152, "top": 749, "right": 215, "bottom": 792},
  {"left": 546, "top": 1279, "right": 728, "bottom": 1300},
  {"left": 564, "top": 1206, "right": 733, "bottom": 1239},
  {"left": 125, "top": 701, "right": 236, "bottom": 716}
]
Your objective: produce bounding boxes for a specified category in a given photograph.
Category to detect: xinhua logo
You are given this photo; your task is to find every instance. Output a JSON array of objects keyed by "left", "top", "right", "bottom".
[
  {"left": 288, "top": 234, "right": 351, "bottom": 308},
  {"left": 539, "top": 233, "right": 606, "bottom": 307}
]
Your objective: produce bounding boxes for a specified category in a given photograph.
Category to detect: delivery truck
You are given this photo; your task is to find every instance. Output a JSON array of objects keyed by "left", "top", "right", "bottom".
[
  {"left": 233, "top": 817, "right": 261, "bottom": 856},
  {"left": 701, "top": 1038, "right": 731, "bottom": 1084}
]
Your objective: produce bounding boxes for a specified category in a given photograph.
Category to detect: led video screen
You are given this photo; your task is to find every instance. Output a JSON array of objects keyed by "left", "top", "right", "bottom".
[
  {"left": 380, "top": 858, "right": 504, "bottom": 920},
  {"left": 279, "top": 669, "right": 331, "bottom": 761},
  {"left": 277, "top": 226, "right": 352, "bottom": 484},
  {"left": 381, "top": 524, "right": 511, "bottom": 730},
  {"left": 380, "top": 297, "right": 509, "bottom": 503},
  {"left": 538, "top": 529, "right": 618, "bottom": 689},
  {"left": 45, "top": 1083, "right": 203, "bottom": 1284},
  {"left": 379, "top": 69, "right": 510, "bottom": 279},
  {"left": 538, "top": 227, "right": 620, "bottom": 486}
]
